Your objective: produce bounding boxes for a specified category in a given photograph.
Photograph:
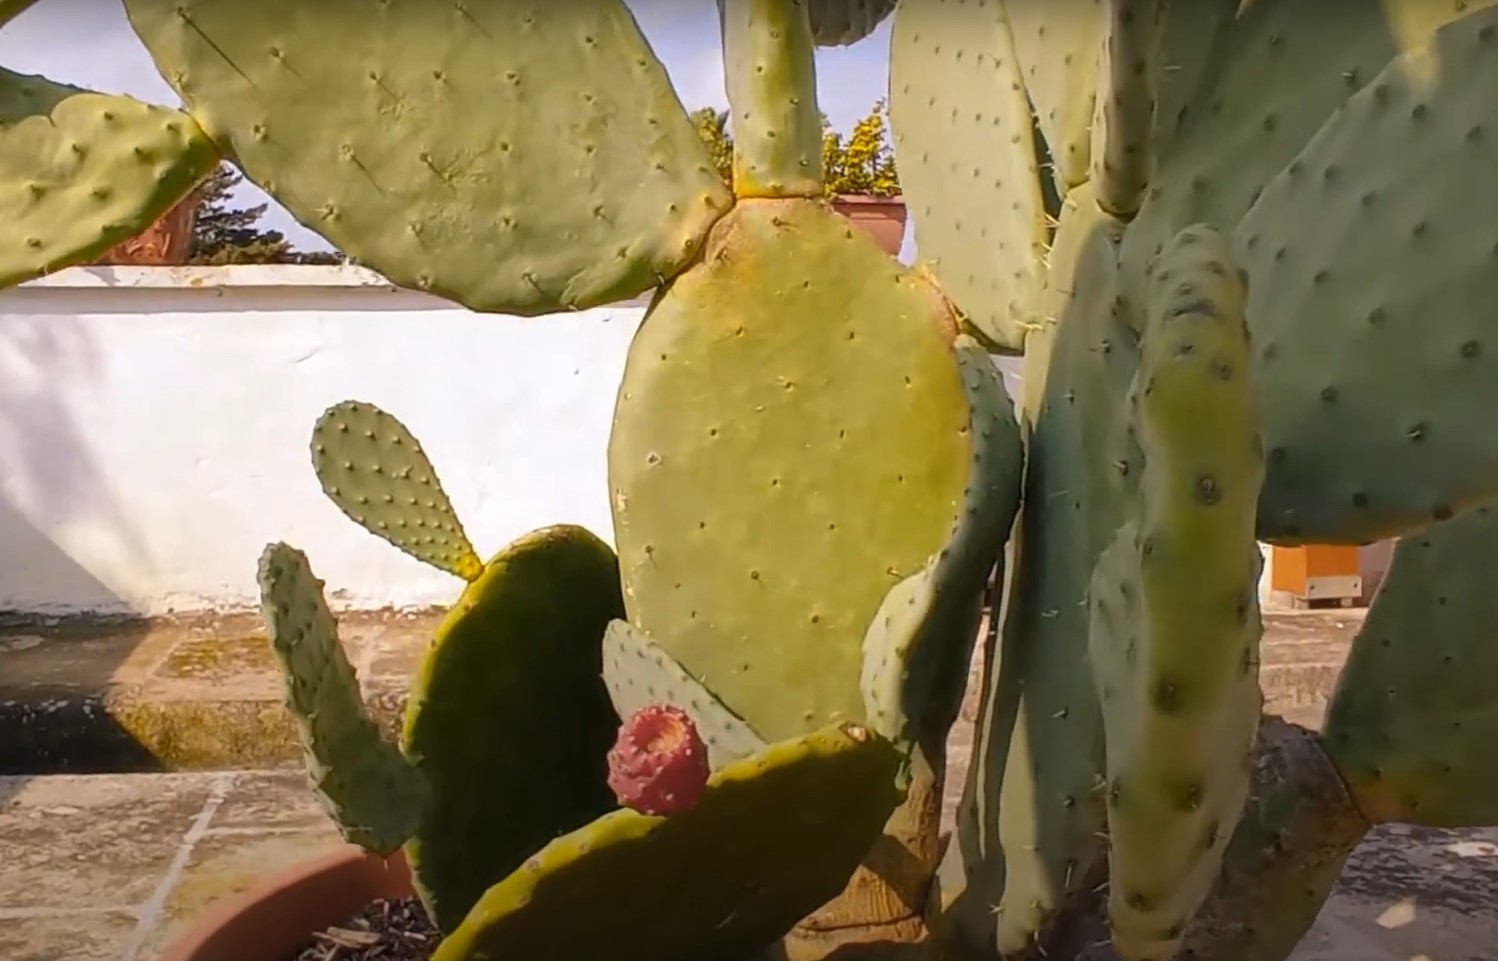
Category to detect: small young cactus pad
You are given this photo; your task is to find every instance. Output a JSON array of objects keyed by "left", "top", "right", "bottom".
[
  {"left": 400, "top": 524, "right": 625, "bottom": 933},
  {"left": 311, "top": 401, "right": 483, "bottom": 582},
  {"left": 601, "top": 619, "right": 766, "bottom": 770},
  {"left": 887, "top": 0, "right": 1048, "bottom": 352},
  {"left": 608, "top": 197, "right": 973, "bottom": 744},
  {"left": 606, "top": 704, "right": 711, "bottom": 816},
  {"left": 0, "top": 67, "right": 218, "bottom": 290},
  {"left": 430, "top": 722, "right": 904, "bottom": 961},
  {"left": 257, "top": 542, "right": 428, "bottom": 856},
  {"left": 124, "top": 0, "right": 733, "bottom": 315}
]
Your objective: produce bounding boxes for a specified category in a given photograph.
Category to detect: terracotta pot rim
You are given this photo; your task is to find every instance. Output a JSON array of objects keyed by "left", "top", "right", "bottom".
[
  {"left": 154, "top": 845, "right": 415, "bottom": 961},
  {"left": 829, "top": 193, "right": 906, "bottom": 206}
]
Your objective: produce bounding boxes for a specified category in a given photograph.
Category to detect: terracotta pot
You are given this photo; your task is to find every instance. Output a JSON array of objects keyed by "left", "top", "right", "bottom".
[
  {"left": 830, "top": 195, "right": 908, "bottom": 257},
  {"left": 155, "top": 846, "right": 415, "bottom": 961}
]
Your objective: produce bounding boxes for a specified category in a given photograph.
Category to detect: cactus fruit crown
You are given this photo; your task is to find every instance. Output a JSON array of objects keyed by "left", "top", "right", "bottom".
[{"left": 607, "top": 704, "right": 712, "bottom": 816}]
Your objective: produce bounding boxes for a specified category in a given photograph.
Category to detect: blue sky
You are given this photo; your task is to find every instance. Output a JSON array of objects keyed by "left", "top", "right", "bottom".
[{"left": 0, "top": 1, "right": 895, "bottom": 253}]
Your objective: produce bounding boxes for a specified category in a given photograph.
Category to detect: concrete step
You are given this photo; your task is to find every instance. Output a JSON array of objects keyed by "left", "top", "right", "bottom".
[{"left": 0, "top": 608, "right": 1364, "bottom": 775}]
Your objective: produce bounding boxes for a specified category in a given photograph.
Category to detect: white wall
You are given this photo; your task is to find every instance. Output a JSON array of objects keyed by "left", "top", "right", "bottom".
[{"left": 0, "top": 265, "right": 644, "bottom": 616}]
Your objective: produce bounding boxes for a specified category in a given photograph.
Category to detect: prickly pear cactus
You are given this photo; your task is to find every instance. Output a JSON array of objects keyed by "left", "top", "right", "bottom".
[
  {"left": 0, "top": 65, "right": 217, "bottom": 288},
  {"left": 892, "top": 1, "right": 1498, "bottom": 959},
  {"left": 1087, "top": 226, "right": 1264, "bottom": 960},
  {"left": 258, "top": 542, "right": 428, "bottom": 855},
  {"left": 806, "top": 0, "right": 898, "bottom": 46},
  {"left": 431, "top": 722, "right": 904, "bottom": 961},
  {"left": 124, "top": 0, "right": 732, "bottom": 315}
]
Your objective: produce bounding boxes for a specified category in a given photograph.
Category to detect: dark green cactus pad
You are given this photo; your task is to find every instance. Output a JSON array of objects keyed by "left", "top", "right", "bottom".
[
  {"left": 888, "top": 0, "right": 1048, "bottom": 352},
  {"left": 311, "top": 401, "right": 484, "bottom": 582},
  {"left": 609, "top": 197, "right": 973, "bottom": 745},
  {"left": 257, "top": 542, "right": 428, "bottom": 856},
  {"left": 0, "top": 67, "right": 217, "bottom": 290},
  {"left": 936, "top": 184, "right": 1132, "bottom": 957},
  {"left": 1119, "top": 0, "right": 1480, "bottom": 302},
  {"left": 1322, "top": 504, "right": 1498, "bottom": 828},
  {"left": 1004, "top": 2, "right": 1104, "bottom": 191},
  {"left": 600, "top": 618, "right": 766, "bottom": 769},
  {"left": 1239, "top": 5, "right": 1498, "bottom": 543},
  {"left": 1088, "top": 225, "right": 1265, "bottom": 961},
  {"left": 0, "top": 1, "right": 39, "bottom": 27},
  {"left": 807, "top": 0, "right": 897, "bottom": 47},
  {"left": 124, "top": 0, "right": 733, "bottom": 315},
  {"left": 860, "top": 336, "right": 1024, "bottom": 750},
  {"left": 430, "top": 722, "right": 904, "bottom": 961},
  {"left": 401, "top": 524, "right": 624, "bottom": 933}
]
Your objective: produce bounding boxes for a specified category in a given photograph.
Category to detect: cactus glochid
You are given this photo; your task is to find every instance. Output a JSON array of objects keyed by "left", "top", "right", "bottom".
[{"left": 5, "top": 0, "right": 1493, "bottom": 959}]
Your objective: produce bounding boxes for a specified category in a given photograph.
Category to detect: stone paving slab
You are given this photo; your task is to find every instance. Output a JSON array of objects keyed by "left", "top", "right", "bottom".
[
  {"left": 1, "top": 769, "right": 1493, "bottom": 961},
  {"left": 0, "top": 608, "right": 1361, "bottom": 775}
]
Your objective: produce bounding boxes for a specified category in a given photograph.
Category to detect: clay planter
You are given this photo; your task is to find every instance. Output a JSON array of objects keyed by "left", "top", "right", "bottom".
[
  {"left": 830, "top": 194, "right": 908, "bottom": 257},
  {"left": 155, "top": 846, "right": 415, "bottom": 961}
]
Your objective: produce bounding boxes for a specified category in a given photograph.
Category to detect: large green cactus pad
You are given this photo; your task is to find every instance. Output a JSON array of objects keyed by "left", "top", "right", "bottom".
[
  {"left": 1322, "top": 504, "right": 1498, "bottom": 828},
  {"left": 807, "top": 0, "right": 897, "bottom": 46},
  {"left": 609, "top": 197, "right": 971, "bottom": 744},
  {"left": 1240, "top": 4, "right": 1498, "bottom": 543},
  {"left": 860, "top": 336, "right": 1024, "bottom": 749},
  {"left": 1119, "top": 0, "right": 1491, "bottom": 298},
  {"left": 936, "top": 185, "right": 1130, "bottom": 956},
  {"left": 601, "top": 618, "right": 766, "bottom": 770},
  {"left": 1089, "top": 225, "right": 1265, "bottom": 961},
  {"left": 311, "top": 401, "right": 483, "bottom": 581},
  {"left": 124, "top": 0, "right": 732, "bottom": 315},
  {"left": 888, "top": 0, "right": 1048, "bottom": 352},
  {"left": 430, "top": 722, "right": 904, "bottom": 961},
  {"left": 0, "top": 68, "right": 217, "bottom": 290},
  {"left": 257, "top": 542, "right": 427, "bottom": 856},
  {"left": 1004, "top": 0, "right": 1103, "bottom": 190},
  {"left": 401, "top": 524, "right": 624, "bottom": 933}
]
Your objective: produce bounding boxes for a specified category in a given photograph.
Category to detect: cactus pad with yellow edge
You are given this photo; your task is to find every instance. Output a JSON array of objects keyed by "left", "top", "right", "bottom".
[{"left": 431, "top": 721, "right": 904, "bottom": 961}]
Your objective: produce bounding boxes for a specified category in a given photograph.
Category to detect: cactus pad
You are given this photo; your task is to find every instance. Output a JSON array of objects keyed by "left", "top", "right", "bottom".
[
  {"left": 721, "top": 0, "right": 823, "bottom": 198},
  {"left": 311, "top": 401, "right": 483, "bottom": 581},
  {"left": 937, "top": 185, "right": 1132, "bottom": 956},
  {"left": 400, "top": 524, "right": 624, "bottom": 932},
  {"left": 888, "top": 0, "right": 1047, "bottom": 352},
  {"left": 807, "top": 0, "right": 897, "bottom": 46},
  {"left": 1088, "top": 225, "right": 1265, "bottom": 960},
  {"left": 257, "top": 542, "right": 427, "bottom": 856},
  {"left": 1322, "top": 504, "right": 1498, "bottom": 828},
  {"left": 430, "top": 722, "right": 904, "bottom": 961},
  {"left": 1091, "top": 0, "right": 1162, "bottom": 220},
  {"left": 0, "top": 68, "right": 217, "bottom": 290},
  {"left": 608, "top": 197, "right": 972, "bottom": 744},
  {"left": 1004, "top": 1, "right": 1104, "bottom": 190},
  {"left": 124, "top": 0, "right": 733, "bottom": 315},
  {"left": 860, "top": 336, "right": 1024, "bottom": 748},
  {"left": 601, "top": 619, "right": 766, "bottom": 770},
  {"left": 1240, "top": 5, "right": 1498, "bottom": 543}
]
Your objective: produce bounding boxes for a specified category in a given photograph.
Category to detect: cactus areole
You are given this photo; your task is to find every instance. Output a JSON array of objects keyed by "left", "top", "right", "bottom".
[{"left": 607, "top": 704, "right": 712, "bottom": 816}]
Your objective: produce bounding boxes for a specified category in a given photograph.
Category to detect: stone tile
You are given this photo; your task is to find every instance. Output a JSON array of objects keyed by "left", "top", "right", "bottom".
[
  {"left": 0, "top": 774, "right": 220, "bottom": 909},
  {"left": 0, "top": 910, "right": 140, "bottom": 961},
  {"left": 142, "top": 829, "right": 344, "bottom": 959},
  {"left": 156, "top": 633, "right": 278, "bottom": 683},
  {"left": 207, "top": 771, "right": 335, "bottom": 835}
]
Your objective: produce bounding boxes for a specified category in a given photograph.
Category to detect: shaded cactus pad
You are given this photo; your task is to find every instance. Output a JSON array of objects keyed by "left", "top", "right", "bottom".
[
  {"left": 124, "top": 0, "right": 733, "bottom": 315},
  {"left": 431, "top": 722, "right": 904, "bottom": 961},
  {"left": 400, "top": 524, "right": 625, "bottom": 933},
  {"left": 609, "top": 197, "right": 974, "bottom": 744},
  {"left": 257, "top": 542, "right": 427, "bottom": 856},
  {"left": 0, "top": 67, "right": 217, "bottom": 290},
  {"left": 311, "top": 401, "right": 483, "bottom": 581}
]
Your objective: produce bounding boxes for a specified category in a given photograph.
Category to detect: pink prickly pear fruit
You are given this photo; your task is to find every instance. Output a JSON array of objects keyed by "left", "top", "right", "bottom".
[{"left": 606, "top": 704, "right": 711, "bottom": 816}]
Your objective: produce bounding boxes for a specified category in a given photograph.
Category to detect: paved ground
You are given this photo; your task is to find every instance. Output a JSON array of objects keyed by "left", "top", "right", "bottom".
[{"left": 3, "top": 606, "right": 1495, "bottom": 960}]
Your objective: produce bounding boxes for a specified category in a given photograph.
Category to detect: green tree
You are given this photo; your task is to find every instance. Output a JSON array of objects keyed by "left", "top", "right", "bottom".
[
  {"left": 189, "top": 162, "right": 347, "bottom": 265},
  {"left": 691, "top": 99, "right": 901, "bottom": 198}
]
